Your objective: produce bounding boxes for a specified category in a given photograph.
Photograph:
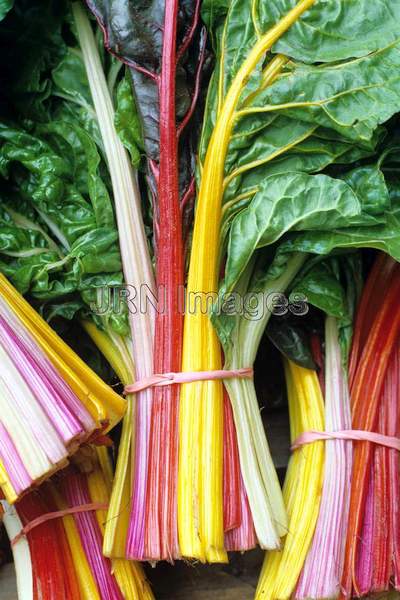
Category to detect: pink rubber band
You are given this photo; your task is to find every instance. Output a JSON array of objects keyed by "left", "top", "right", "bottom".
[
  {"left": 124, "top": 367, "right": 254, "bottom": 395},
  {"left": 292, "top": 429, "right": 400, "bottom": 452},
  {"left": 11, "top": 502, "right": 108, "bottom": 546}
]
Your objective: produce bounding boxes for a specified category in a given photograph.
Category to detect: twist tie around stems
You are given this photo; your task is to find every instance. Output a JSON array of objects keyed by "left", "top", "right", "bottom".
[
  {"left": 292, "top": 430, "right": 400, "bottom": 452},
  {"left": 124, "top": 368, "right": 254, "bottom": 394},
  {"left": 11, "top": 502, "right": 109, "bottom": 545}
]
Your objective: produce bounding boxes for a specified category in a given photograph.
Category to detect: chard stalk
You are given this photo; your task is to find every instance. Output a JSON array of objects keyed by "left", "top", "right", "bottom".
[
  {"left": 342, "top": 260, "right": 400, "bottom": 597},
  {"left": 0, "top": 273, "right": 125, "bottom": 430},
  {"left": 62, "top": 472, "right": 124, "bottom": 599},
  {"left": 51, "top": 486, "right": 102, "bottom": 598},
  {"left": 0, "top": 344, "right": 62, "bottom": 479},
  {"left": 296, "top": 316, "right": 352, "bottom": 599},
  {"left": 179, "top": 0, "right": 316, "bottom": 561},
  {"left": 72, "top": 2, "right": 156, "bottom": 560},
  {"left": 0, "top": 423, "right": 31, "bottom": 496},
  {"left": 388, "top": 349, "right": 400, "bottom": 590},
  {"left": 369, "top": 366, "right": 392, "bottom": 593},
  {"left": 144, "top": 0, "right": 184, "bottom": 562},
  {"left": 256, "top": 362, "right": 325, "bottom": 600},
  {"left": 16, "top": 492, "right": 82, "bottom": 599},
  {"left": 82, "top": 320, "right": 134, "bottom": 386},
  {"left": 0, "top": 273, "right": 125, "bottom": 503},
  {"left": 222, "top": 390, "right": 242, "bottom": 533},
  {"left": 1, "top": 501, "right": 33, "bottom": 600},
  {"left": 356, "top": 472, "right": 374, "bottom": 594},
  {"left": 88, "top": 449, "right": 154, "bottom": 600},
  {"left": 224, "top": 252, "right": 306, "bottom": 548},
  {"left": 349, "top": 254, "right": 397, "bottom": 385},
  {"left": 82, "top": 320, "right": 135, "bottom": 559},
  {"left": 225, "top": 472, "right": 257, "bottom": 552}
]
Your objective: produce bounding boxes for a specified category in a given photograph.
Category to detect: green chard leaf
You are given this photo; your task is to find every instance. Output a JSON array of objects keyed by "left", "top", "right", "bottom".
[
  {"left": 0, "top": 0, "right": 13, "bottom": 21},
  {"left": 195, "top": 0, "right": 400, "bottom": 368},
  {"left": 261, "top": 0, "right": 400, "bottom": 63},
  {"left": 0, "top": 0, "right": 144, "bottom": 340},
  {"left": 52, "top": 47, "right": 103, "bottom": 149},
  {"left": 0, "top": 0, "right": 66, "bottom": 121},
  {"left": 288, "top": 253, "right": 364, "bottom": 363},
  {"left": 241, "top": 44, "right": 400, "bottom": 145},
  {"left": 292, "top": 260, "right": 349, "bottom": 323},
  {"left": 266, "top": 315, "right": 316, "bottom": 370},
  {"left": 114, "top": 72, "right": 144, "bottom": 168},
  {"left": 223, "top": 171, "right": 367, "bottom": 295}
]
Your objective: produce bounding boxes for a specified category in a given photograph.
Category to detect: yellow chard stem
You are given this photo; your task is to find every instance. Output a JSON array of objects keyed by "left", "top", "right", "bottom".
[
  {"left": 256, "top": 361, "right": 325, "bottom": 600},
  {"left": 81, "top": 321, "right": 135, "bottom": 559},
  {"left": 103, "top": 399, "right": 134, "bottom": 558},
  {"left": 51, "top": 487, "right": 101, "bottom": 600},
  {"left": 241, "top": 54, "right": 288, "bottom": 107},
  {"left": 179, "top": 0, "right": 317, "bottom": 562},
  {"left": 0, "top": 274, "right": 125, "bottom": 430},
  {"left": 0, "top": 461, "right": 17, "bottom": 504},
  {"left": 81, "top": 321, "right": 134, "bottom": 387}
]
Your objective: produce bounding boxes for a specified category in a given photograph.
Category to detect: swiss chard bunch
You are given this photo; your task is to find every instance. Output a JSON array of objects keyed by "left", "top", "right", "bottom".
[
  {"left": 191, "top": 0, "right": 400, "bottom": 558},
  {"left": 85, "top": 0, "right": 209, "bottom": 561}
]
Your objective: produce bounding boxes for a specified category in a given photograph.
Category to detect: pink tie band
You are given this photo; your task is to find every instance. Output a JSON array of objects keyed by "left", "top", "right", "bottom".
[
  {"left": 11, "top": 502, "right": 109, "bottom": 546},
  {"left": 292, "top": 429, "right": 400, "bottom": 452},
  {"left": 124, "top": 367, "right": 254, "bottom": 394}
]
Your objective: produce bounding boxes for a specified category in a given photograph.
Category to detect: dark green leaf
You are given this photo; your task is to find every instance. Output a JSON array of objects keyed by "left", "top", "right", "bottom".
[
  {"left": 115, "top": 72, "right": 143, "bottom": 168},
  {"left": 0, "top": 0, "right": 13, "bottom": 21},
  {"left": 292, "top": 261, "right": 349, "bottom": 322},
  {"left": 266, "top": 315, "right": 315, "bottom": 370},
  {"left": 0, "top": 0, "right": 66, "bottom": 120}
]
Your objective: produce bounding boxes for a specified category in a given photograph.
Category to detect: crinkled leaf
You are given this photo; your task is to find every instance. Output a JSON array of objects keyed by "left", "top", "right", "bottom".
[
  {"left": 115, "top": 72, "right": 143, "bottom": 167},
  {"left": 215, "top": 167, "right": 399, "bottom": 360},
  {"left": 292, "top": 261, "right": 349, "bottom": 322},
  {"left": 41, "top": 297, "right": 86, "bottom": 323},
  {"left": 289, "top": 254, "right": 364, "bottom": 362},
  {"left": 223, "top": 172, "right": 363, "bottom": 294},
  {"left": 200, "top": 0, "right": 400, "bottom": 166},
  {"left": 341, "top": 164, "right": 390, "bottom": 216},
  {"left": 200, "top": 40, "right": 397, "bottom": 210},
  {"left": 52, "top": 48, "right": 94, "bottom": 109},
  {"left": 87, "top": 0, "right": 164, "bottom": 70},
  {"left": 88, "top": 0, "right": 201, "bottom": 164},
  {"left": 51, "top": 47, "right": 103, "bottom": 148},
  {"left": 0, "top": 122, "right": 116, "bottom": 248},
  {"left": 200, "top": 0, "right": 400, "bottom": 372},
  {"left": 37, "top": 121, "right": 115, "bottom": 228},
  {"left": 270, "top": 209, "right": 400, "bottom": 281},
  {"left": 244, "top": 43, "right": 400, "bottom": 144},
  {"left": 0, "top": 1, "right": 130, "bottom": 335},
  {"left": 0, "top": 0, "right": 66, "bottom": 120},
  {"left": 0, "top": 122, "right": 127, "bottom": 333},
  {"left": 259, "top": 0, "right": 400, "bottom": 63}
]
